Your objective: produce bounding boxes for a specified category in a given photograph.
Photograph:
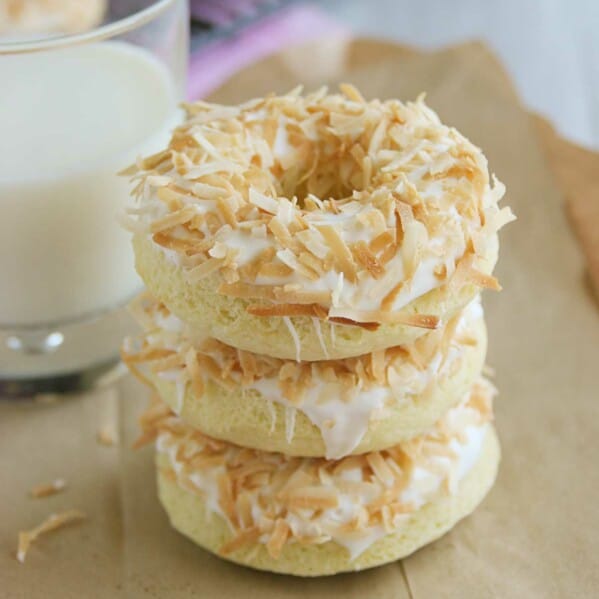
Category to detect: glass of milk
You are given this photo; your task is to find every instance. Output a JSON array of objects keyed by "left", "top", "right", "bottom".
[{"left": 0, "top": 0, "right": 187, "bottom": 396}]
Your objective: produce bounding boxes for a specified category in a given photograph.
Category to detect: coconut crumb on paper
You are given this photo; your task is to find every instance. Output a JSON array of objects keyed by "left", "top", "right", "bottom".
[
  {"left": 97, "top": 426, "right": 117, "bottom": 447},
  {"left": 30, "top": 479, "right": 66, "bottom": 499},
  {"left": 16, "top": 510, "right": 86, "bottom": 564}
]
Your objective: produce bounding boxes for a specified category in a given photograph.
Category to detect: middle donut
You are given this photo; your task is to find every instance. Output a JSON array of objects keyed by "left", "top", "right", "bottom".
[{"left": 124, "top": 294, "right": 486, "bottom": 459}]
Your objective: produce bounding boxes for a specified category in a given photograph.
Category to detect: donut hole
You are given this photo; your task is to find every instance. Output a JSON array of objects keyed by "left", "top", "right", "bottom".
[
  {"left": 247, "top": 116, "right": 379, "bottom": 205},
  {"left": 272, "top": 140, "right": 358, "bottom": 205}
]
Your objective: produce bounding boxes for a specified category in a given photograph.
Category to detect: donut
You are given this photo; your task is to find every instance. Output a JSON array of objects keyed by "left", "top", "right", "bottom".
[
  {"left": 124, "top": 294, "right": 487, "bottom": 459},
  {"left": 146, "top": 379, "right": 499, "bottom": 576},
  {"left": 126, "top": 86, "right": 514, "bottom": 361},
  {"left": 0, "top": 0, "right": 105, "bottom": 37}
]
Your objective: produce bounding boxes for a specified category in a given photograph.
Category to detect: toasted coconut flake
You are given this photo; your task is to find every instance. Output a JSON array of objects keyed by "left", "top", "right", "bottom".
[
  {"left": 257, "top": 262, "right": 294, "bottom": 278},
  {"left": 483, "top": 364, "right": 496, "bottom": 377},
  {"left": 185, "top": 347, "right": 204, "bottom": 398},
  {"left": 186, "top": 258, "right": 225, "bottom": 282},
  {"left": 378, "top": 241, "right": 398, "bottom": 267},
  {"left": 30, "top": 479, "right": 66, "bottom": 499},
  {"left": 97, "top": 426, "right": 117, "bottom": 447},
  {"left": 237, "top": 492, "right": 254, "bottom": 528},
  {"left": 191, "top": 181, "right": 229, "bottom": 199},
  {"left": 370, "top": 350, "right": 386, "bottom": 384},
  {"left": 434, "top": 263, "right": 448, "bottom": 280},
  {"left": 366, "top": 452, "right": 396, "bottom": 488},
  {"left": 317, "top": 225, "right": 358, "bottom": 283},
  {"left": 219, "top": 527, "right": 261, "bottom": 555},
  {"left": 328, "top": 317, "right": 380, "bottom": 331},
  {"left": 368, "top": 116, "right": 389, "bottom": 156},
  {"left": 149, "top": 206, "right": 196, "bottom": 234},
  {"left": 297, "top": 251, "right": 326, "bottom": 276},
  {"left": 16, "top": 510, "right": 86, "bottom": 564},
  {"left": 238, "top": 350, "right": 258, "bottom": 384},
  {"left": 267, "top": 217, "right": 296, "bottom": 249},
  {"left": 276, "top": 248, "right": 320, "bottom": 280},
  {"left": 121, "top": 346, "right": 174, "bottom": 365},
  {"left": 449, "top": 253, "right": 501, "bottom": 292},
  {"left": 352, "top": 241, "right": 385, "bottom": 279},
  {"left": 216, "top": 196, "right": 238, "bottom": 228},
  {"left": 285, "top": 486, "right": 339, "bottom": 510},
  {"left": 395, "top": 199, "right": 414, "bottom": 234},
  {"left": 132, "top": 397, "right": 172, "bottom": 449},
  {"left": 329, "top": 307, "right": 439, "bottom": 328},
  {"left": 369, "top": 230, "right": 395, "bottom": 254},
  {"left": 150, "top": 353, "right": 184, "bottom": 373},
  {"left": 340, "top": 83, "right": 366, "bottom": 103},
  {"left": 218, "top": 473, "right": 236, "bottom": 523},
  {"left": 141, "top": 148, "right": 171, "bottom": 170},
  {"left": 266, "top": 519, "right": 291, "bottom": 558},
  {"left": 381, "top": 281, "right": 404, "bottom": 312},
  {"left": 132, "top": 429, "right": 158, "bottom": 451},
  {"left": 296, "top": 229, "right": 329, "bottom": 260},
  {"left": 467, "top": 268, "right": 502, "bottom": 291},
  {"left": 154, "top": 186, "right": 184, "bottom": 210},
  {"left": 249, "top": 188, "right": 278, "bottom": 214}
]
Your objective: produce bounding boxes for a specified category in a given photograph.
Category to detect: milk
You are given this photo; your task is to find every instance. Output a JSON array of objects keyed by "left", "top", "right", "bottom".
[{"left": 0, "top": 41, "right": 180, "bottom": 327}]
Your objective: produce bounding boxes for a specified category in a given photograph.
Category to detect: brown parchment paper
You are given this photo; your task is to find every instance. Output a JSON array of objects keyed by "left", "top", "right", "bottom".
[
  {"left": 531, "top": 115, "right": 599, "bottom": 300},
  {"left": 1, "top": 39, "right": 599, "bottom": 598}
]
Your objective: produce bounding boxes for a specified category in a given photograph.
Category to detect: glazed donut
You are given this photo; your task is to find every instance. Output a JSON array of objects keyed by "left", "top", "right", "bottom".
[
  {"left": 0, "top": 0, "right": 105, "bottom": 37},
  {"left": 146, "top": 379, "right": 499, "bottom": 576},
  {"left": 124, "top": 294, "right": 487, "bottom": 459},
  {"left": 127, "top": 86, "right": 513, "bottom": 361}
]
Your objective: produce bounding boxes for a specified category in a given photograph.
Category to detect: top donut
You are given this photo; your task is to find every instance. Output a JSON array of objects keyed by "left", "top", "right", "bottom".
[{"left": 127, "top": 86, "right": 514, "bottom": 361}]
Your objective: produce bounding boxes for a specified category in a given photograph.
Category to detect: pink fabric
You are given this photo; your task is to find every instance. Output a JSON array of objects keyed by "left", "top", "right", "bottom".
[{"left": 187, "top": 4, "right": 347, "bottom": 100}]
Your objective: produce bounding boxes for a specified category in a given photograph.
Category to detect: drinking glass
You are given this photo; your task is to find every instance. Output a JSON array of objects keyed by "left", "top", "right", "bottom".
[{"left": 0, "top": 0, "right": 188, "bottom": 396}]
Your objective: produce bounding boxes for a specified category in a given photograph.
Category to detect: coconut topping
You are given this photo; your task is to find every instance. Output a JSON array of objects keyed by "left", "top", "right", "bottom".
[
  {"left": 149, "top": 379, "right": 494, "bottom": 561},
  {"left": 97, "top": 426, "right": 117, "bottom": 447},
  {"left": 124, "top": 87, "right": 514, "bottom": 327},
  {"left": 16, "top": 510, "right": 86, "bottom": 564},
  {"left": 123, "top": 294, "right": 485, "bottom": 459},
  {"left": 29, "top": 478, "right": 66, "bottom": 499}
]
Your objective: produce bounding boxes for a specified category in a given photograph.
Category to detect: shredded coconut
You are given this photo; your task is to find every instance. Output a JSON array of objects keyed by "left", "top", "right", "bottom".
[
  {"left": 29, "top": 479, "right": 66, "bottom": 499},
  {"left": 16, "top": 510, "right": 86, "bottom": 564}
]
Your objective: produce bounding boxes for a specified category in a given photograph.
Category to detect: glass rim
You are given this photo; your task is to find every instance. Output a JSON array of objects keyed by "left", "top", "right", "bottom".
[{"left": 0, "top": 0, "right": 178, "bottom": 55}]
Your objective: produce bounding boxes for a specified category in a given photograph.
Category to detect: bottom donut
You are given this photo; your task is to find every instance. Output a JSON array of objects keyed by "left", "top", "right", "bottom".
[{"left": 148, "top": 380, "right": 500, "bottom": 577}]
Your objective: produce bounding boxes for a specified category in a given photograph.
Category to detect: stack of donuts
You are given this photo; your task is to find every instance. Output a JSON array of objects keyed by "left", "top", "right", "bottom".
[{"left": 122, "top": 86, "right": 514, "bottom": 576}]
